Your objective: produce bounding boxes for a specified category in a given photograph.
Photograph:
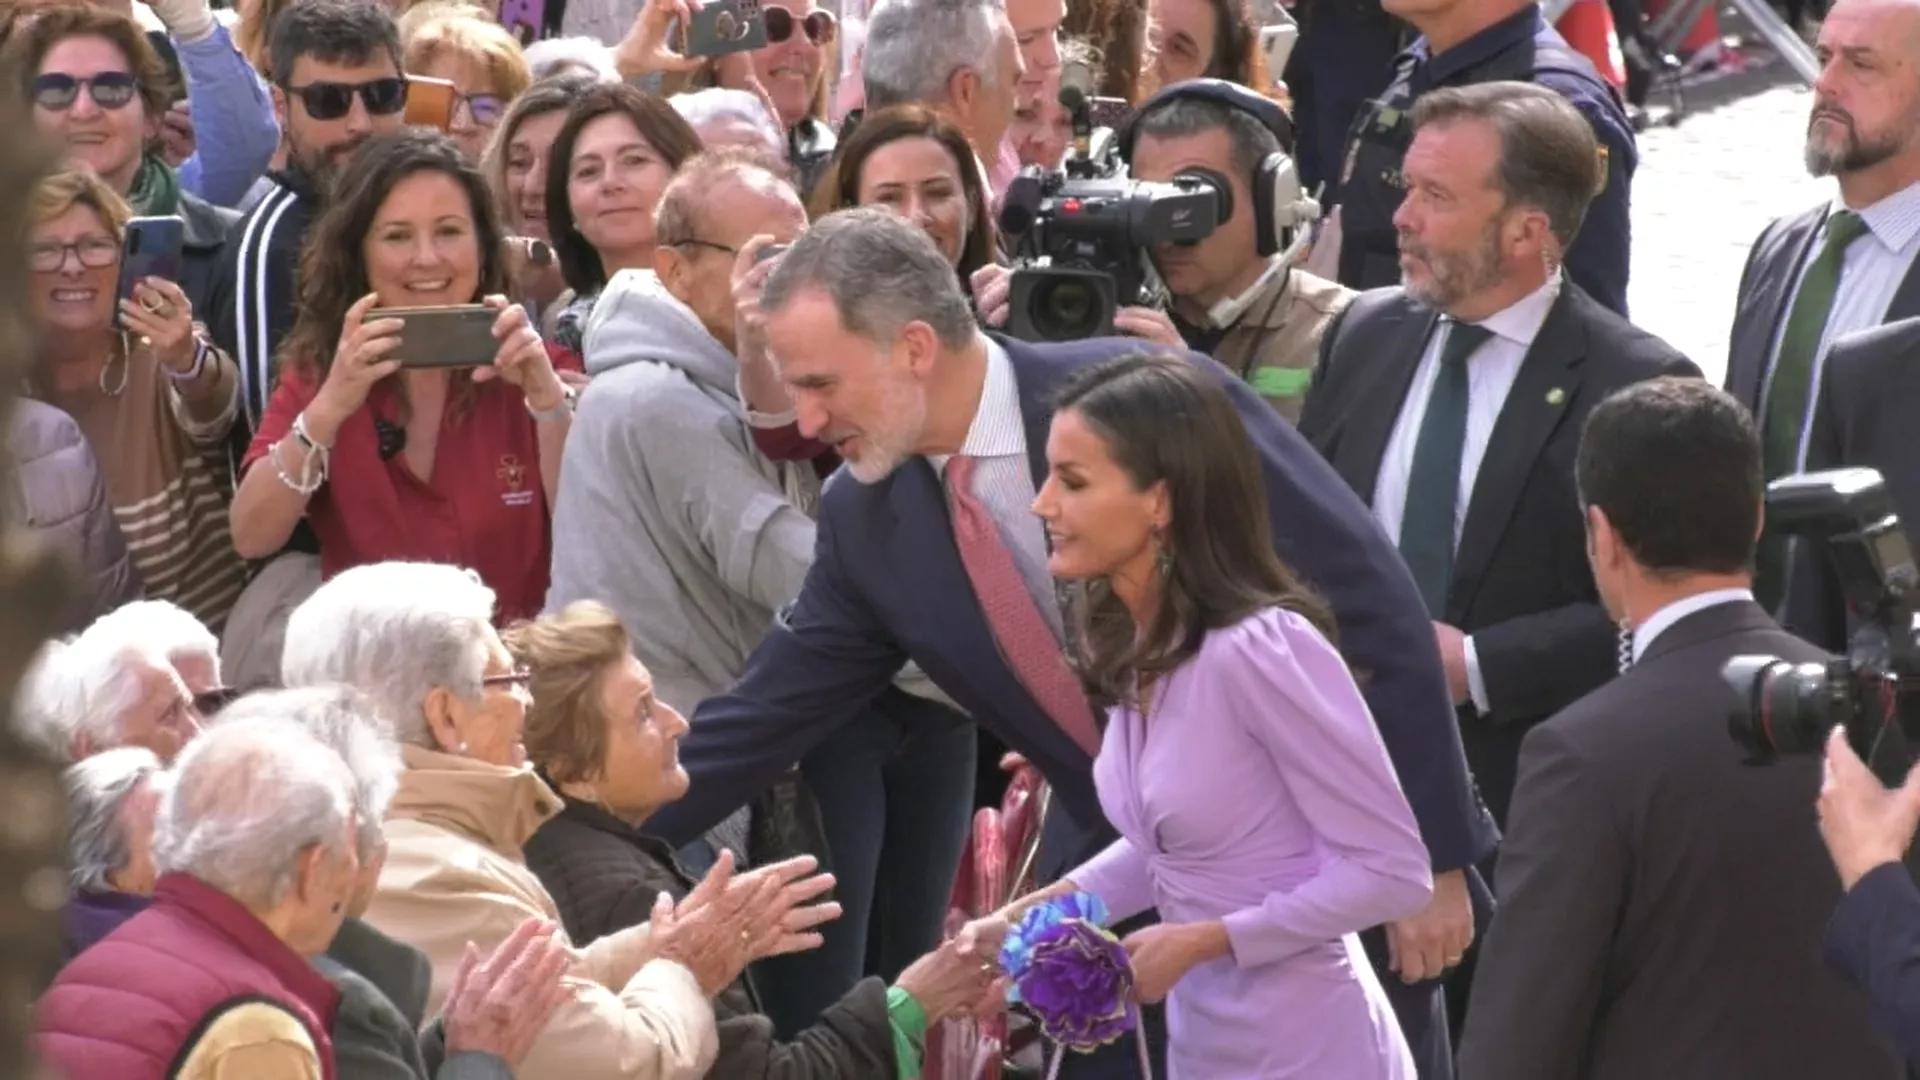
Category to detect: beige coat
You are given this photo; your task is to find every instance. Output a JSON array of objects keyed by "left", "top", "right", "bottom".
[{"left": 361, "top": 746, "right": 718, "bottom": 1080}]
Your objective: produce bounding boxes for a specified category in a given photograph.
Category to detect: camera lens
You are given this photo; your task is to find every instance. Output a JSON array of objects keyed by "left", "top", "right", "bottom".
[
  {"left": 1030, "top": 277, "right": 1102, "bottom": 341},
  {"left": 1723, "top": 656, "right": 1846, "bottom": 758}
]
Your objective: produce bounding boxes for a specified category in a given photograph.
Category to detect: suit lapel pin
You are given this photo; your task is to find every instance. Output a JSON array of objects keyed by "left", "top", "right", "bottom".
[{"left": 1546, "top": 387, "right": 1566, "bottom": 406}]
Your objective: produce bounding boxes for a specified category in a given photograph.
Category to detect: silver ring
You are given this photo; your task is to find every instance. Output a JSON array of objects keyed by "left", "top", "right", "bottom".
[{"left": 139, "top": 294, "right": 162, "bottom": 313}]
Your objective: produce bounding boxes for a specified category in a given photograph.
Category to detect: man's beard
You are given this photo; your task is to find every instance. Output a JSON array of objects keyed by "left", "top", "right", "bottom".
[
  {"left": 841, "top": 374, "right": 929, "bottom": 485},
  {"left": 287, "top": 134, "right": 370, "bottom": 198},
  {"left": 1804, "top": 104, "right": 1908, "bottom": 177},
  {"left": 1399, "top": 219, "right": 1507, "bottom": 312}
]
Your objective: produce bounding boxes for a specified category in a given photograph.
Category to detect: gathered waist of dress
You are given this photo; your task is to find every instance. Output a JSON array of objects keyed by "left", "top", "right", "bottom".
[{"left": 1143, "top": 845, "right": 1330, "bottom": 922}]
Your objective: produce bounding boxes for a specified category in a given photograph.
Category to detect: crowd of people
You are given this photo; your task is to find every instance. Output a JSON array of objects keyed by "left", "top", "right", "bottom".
[{"left": 12, "top": 0, "right": 1920, "bottom": 1074}]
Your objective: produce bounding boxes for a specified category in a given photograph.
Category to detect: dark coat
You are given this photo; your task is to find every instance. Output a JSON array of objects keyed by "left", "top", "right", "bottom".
[{"left": 524, "top": 795, "right": 896, "bottom": 1079}]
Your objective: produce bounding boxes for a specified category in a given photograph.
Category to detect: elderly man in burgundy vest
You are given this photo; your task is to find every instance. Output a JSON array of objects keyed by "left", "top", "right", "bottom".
[{"left": 36, "top": 718, "right": 361, "bottom": 1078}]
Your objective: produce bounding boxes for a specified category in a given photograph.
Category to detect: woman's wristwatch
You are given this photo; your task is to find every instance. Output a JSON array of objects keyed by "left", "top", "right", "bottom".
[{"left": 526, "top": 382, "right": 577, "bottom": 424}]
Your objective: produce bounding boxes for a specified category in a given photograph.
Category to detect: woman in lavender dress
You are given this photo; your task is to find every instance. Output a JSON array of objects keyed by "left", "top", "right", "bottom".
[{"left": 1009, "top": 354, "right": 1433, "bottom": 1078}]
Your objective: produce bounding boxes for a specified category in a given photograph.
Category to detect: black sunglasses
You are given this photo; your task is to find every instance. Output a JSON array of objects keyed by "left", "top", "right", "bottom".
[
  {"left": 194, "top": 686, "right": 241, "bottom": 715},
  {"left": 284, "top": 77, "right": 409, "bottom": 121},
  {"left": 31, "top": 72, "right": 138, "bottom": 112},
  {"left": 764, "top": 7, "right": 836, "bottom": 45}
]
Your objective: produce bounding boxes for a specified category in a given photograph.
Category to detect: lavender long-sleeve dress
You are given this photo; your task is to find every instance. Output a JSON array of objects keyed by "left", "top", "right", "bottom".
[{"left": 1070, "top": 607, "right": 1433, "bottom": 1078}]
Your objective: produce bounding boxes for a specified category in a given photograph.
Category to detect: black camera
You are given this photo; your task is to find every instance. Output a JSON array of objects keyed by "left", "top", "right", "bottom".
[
  {"left": 1724, "top": 468, "right": 1920, "bottom": 766},
  {"left": 997, "top": 169, "right": 1223, "bottom": 342}
]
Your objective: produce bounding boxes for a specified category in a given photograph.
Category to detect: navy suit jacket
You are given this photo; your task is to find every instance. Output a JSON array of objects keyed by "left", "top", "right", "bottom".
[{"left": 648, "top": 334, "right": 1498, "bottom": 877}]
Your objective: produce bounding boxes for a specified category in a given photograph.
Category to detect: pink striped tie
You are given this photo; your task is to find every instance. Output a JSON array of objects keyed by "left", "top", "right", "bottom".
[{"left": 945, "top": 455, "right": 1103, "bottom": 757}]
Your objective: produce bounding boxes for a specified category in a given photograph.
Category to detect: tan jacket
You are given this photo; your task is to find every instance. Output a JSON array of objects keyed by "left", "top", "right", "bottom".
[
  {"left": 1207, "top": 267, "right": 1357, "bottom": 424},
  {"left": 361, "top": 746, "right": 718, "bottom": 1080}
]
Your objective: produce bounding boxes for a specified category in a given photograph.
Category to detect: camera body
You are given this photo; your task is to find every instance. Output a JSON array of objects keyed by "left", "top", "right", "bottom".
[
  {"left": 1724, "top": 468, "right": 1920, "bottom": 768},
  {"left": 997, "top": 166, "right": 1223, "bottom": 343}
]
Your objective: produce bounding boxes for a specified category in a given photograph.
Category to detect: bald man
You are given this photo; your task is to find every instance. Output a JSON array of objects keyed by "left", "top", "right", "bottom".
[{"left": 1727, "top": 0, "right": 1920, "bottom": 624}]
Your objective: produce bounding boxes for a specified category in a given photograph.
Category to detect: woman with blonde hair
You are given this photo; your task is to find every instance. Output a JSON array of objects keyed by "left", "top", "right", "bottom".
[
  {"left": 512, "top": 601, "right": 1007, "bottom": 1079},
  {"left": 403, "top": 4, "right": 535, "bottom": 161},
  {"left": 26, "top": 167, "right": 246, "bottom": 630}
]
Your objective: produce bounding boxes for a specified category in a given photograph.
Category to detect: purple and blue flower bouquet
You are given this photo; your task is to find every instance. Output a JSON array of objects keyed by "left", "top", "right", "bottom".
[{"left": 999, "top": 892, "right": 1154, "bottom": 1078}]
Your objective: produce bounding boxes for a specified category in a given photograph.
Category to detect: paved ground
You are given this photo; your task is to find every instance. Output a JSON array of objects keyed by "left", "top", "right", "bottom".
[{"left": 1625, "top": 56, "right": 1830, "bottom": 385}]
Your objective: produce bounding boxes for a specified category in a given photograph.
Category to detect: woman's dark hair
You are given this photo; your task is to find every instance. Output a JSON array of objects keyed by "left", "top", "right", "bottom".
[
  {"left": 279, "top": 129, "right": 507, "bottom": 405},
  {"left": 811, "top": 104, "right": 996, "bottom": 284},
  {"left": 481, "top": 72, "right": 600, "bottom": 230},
  {"left": 1054, "top": 353, "right": 1335, "bottom": 708},
  {"left": 546, "top": 81, "right": 703, "bottom": 296}
]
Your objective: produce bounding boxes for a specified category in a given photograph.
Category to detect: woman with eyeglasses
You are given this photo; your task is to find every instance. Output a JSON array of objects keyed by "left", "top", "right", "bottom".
[
  {"left": 26, "top": 167, "right": 248, "bottom": 632},
  {"left": 227, "top": 129, "right": 577, "bottom": 627},
  {"left": 545, "top": 81, "right": 702, "bottom": 371},
  {"left": 6, "top": 5, "right": 246, "bottom": 315},
  {"left": 401, "top": 5, "right": 534, "bottom": 163}
]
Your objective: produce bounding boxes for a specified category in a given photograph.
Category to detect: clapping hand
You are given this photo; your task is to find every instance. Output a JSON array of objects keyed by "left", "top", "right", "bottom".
[
  {"left": 441, "top": 916, "right": 574, "bottom": 1068},
  {"left": 728, "top": 853, "right": 842, "bottom": 959},
  {"left": 649, "top": 849, "right": 841, "bottom": 996}
]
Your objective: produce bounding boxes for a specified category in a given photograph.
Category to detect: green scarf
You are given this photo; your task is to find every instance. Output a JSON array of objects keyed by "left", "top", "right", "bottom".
[{"left": 126, "top": 153, "right": 181, "bottom": 217}]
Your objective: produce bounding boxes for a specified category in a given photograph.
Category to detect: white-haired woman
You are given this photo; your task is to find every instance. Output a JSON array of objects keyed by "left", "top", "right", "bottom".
[
  {"left": 86, "top": 598, "right": 229, "bottom": 712},
  {"left": 669, "top": 89, "right": 788, "bottom": 174},
  {"left": 523, "top": 37, "right": 616, "bottom": 80},
  {"left": 37, "top": 719, "right": 364, "bottom": 1078},
  {"left": 279, "top": 560, "right": 827, "bottom": 1080},
  {"left": 220, "top": 684, "right": 572, "bottom": 1080},
  {"left": 62, "top": 745, "right": 165, "bottom": 960},
  {"left": 19, "top": 618, "right": 199, "bottom": 765}
]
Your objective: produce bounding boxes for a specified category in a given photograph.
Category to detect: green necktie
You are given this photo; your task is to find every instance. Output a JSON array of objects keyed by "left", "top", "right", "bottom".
[
  {"left": 1399, "top": 320, "right": 1494, "bottom": 618},
  {"left": 1755, "top": 210, "right": 1868, "bottom": 608}
]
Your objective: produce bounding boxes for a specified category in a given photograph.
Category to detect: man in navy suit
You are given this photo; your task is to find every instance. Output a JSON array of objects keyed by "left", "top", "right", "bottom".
[{"left": 645, "top": 207, "right": 1498, "bottom": 1076}]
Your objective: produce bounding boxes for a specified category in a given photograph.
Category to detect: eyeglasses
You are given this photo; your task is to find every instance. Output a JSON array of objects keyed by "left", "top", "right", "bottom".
[
  {"left": 667, "top": 238, "right": 739, "bottom": 257},
  {"left": 31, "top": 72, "right": 139, "bottom": 112},
  {"left": 765, "top": 7, "right": 836, "bottom": 45},
  {"left": 30, "top": 236, "right": 119, "bottom": 273},
  {"left": 456, "top": 90, "right": 505, "bottom": 127},
  {"left": 482, "top": 670, "right": 533, "bottom": 691},
  {"left": 284, "top": 77, "right": 409, "bottom": 121},
  {"left": 192, "top": 686, "right": 241, "bottom": 715}
]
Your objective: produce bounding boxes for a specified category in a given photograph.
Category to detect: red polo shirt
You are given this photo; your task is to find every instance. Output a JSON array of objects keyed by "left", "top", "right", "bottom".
[{"left": 244, "top": 360, "right": 577, "bottom": 624}]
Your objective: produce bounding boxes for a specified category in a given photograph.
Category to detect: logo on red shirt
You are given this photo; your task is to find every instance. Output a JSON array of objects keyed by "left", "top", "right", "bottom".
[{"left": 498, "top": 455, "right": 534, "bottom": 507}]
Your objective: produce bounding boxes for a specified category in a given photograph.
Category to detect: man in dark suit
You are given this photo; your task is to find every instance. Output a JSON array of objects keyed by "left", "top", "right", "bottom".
[
  {"left": 1722, "top": 0, "right": 1920, "bottom": 614},
  {"left": 644, "top": 206, "right": 1498, "bottom": 1077},
  {"left": 1457, "top": 378, "right": 1902, "bottom": 1079},
  {"left": 1299, "top": 81, "right": 1695, "bottom": 1054}
]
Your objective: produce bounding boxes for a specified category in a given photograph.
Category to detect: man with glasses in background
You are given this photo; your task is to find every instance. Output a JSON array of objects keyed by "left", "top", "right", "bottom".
[{"left": 202, "top": 0, "right": 406, "bottom": 692}]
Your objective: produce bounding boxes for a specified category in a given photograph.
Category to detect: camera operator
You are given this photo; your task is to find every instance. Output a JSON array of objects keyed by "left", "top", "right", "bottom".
[
  {"left": 1820, "top": 724, "right": 1920, "bottom": 1068},
  {"left": 1456, "top": 378, "right": 1902, "bottom": 1079}
]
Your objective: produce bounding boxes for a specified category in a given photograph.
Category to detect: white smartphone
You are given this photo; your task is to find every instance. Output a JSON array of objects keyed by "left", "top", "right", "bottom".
[{"left": 1261, "top": 14, "right": 1300, "bottom": 77}]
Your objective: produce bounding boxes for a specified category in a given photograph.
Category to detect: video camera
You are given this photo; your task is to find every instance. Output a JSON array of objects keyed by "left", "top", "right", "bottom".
[
  {"left": 995, "top": 67, "right": 1224, "bottom": 343},
  {"left": 1724, "top": 468, "right": 1920, "bottom": 770}
]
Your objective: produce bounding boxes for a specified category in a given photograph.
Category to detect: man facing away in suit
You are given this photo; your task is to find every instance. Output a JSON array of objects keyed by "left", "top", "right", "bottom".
[
  {"left": 1298, "top": 80, "right": 1696, "bottom": 1058},
  {"left": 1457, "top": 377, "right": 1902, "bottom": 1080},
  {"left": 643, "top": 206, "right": 1498, "bottom": 1077},
  {"left": 1725, "top": 0, "right": 1920, "bottom": 615}
]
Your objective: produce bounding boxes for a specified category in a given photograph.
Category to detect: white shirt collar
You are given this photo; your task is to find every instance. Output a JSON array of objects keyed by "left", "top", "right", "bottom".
[
  {"left": 1460, "top": 267, "right": 1561, "bottom": 348},
  {"left": 930, "top": 335, "right": 1024, "bottom": 471},
  {"left": 1834, "top": 181, "right": 1920, "bottom": 254},
  {"left": 1631, "top": 587, "right": 1754, "bottom": 663}
]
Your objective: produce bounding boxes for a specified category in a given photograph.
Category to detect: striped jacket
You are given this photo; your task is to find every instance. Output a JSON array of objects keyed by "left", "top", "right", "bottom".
[{"left": 204, "top": 170, "right": 317, "bottom": 439}]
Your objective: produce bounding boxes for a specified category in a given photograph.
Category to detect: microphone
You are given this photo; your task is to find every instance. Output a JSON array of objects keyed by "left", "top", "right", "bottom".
[{"left": 1058, "top": 59, "right": 1097, "bottom": 111}]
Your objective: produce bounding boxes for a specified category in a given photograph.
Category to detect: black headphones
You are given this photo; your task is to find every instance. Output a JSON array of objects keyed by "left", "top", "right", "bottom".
[{"left": 1117, "top": 79, "right": 1316, "bottom": 259}]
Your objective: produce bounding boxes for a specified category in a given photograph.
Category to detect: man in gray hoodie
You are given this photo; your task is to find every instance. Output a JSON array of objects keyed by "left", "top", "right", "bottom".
[{"left": 547, "top": 151, "right": 976, "bottom": 1039}]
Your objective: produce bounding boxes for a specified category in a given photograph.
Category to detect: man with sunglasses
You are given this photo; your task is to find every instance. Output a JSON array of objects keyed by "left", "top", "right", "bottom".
[{"left": 202, "top": 0, "right": 405, "bottom": 693}]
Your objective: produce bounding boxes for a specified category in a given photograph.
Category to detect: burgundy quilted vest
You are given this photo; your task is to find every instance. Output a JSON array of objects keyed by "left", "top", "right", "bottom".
[{"left": 35, "top": 872, "right": 342, "bottom": 1080}]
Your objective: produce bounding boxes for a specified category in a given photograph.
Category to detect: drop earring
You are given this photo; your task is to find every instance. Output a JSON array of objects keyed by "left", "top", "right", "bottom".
[{"left": 1151, "top": 525, "right": 1173, "bottom": 578}]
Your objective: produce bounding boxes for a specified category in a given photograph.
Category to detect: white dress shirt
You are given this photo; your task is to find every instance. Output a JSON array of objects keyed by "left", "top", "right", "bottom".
[
  {"left": 1631, "top": 588, "right": 1756, "bottom": 664},
  {"left": 929, "top": 337, "right": 1065, "bottom": 638},
  {"left": 1370, "top": 272, "right": 1563, "bottom": 714},
  {"left": 1761, "top": 183, "right": 1920, "bottom": 472}
]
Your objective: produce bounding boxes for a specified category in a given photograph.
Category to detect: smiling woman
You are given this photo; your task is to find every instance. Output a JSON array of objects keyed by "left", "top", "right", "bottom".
[{"left": 226, "top": 128, "right": 579, "bottom": 625}]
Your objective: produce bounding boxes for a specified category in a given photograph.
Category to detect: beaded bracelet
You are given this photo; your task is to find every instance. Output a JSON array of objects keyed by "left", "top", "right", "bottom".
[{"left": 272, "top": 413, "right": 330, "bottom": 495}]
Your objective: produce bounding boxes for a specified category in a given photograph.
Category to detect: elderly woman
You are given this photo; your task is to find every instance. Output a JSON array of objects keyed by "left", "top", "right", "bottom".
[
  {"left": 37, "top": 718, "right": 363, "bottom": 1078},
  {"left": 221, "top": 684, "right": 572, "bottom": 1080},
  {"left": 17, "top": 611, "right": 200, "bottom": 765},
  {"left": 279, "top": 559, "right": 832, "bottom": 1080},
  {"left": 28, "top": 166, "right": 247, "bottom": 629},
  {"left": 669, "top": 89, "right": 787, "bottom": 173},
  {"left": 402, "top": 5, "right": 535, "bottom": 162},
  {"left": 61, "top": 745, "right": 165, "bottom": 960},
  {"left": 87, "top": 597, "right": 228, "bottom": 709},
  {"left": 511, "top": 601, "right": 1003, "bottom": 1079}
]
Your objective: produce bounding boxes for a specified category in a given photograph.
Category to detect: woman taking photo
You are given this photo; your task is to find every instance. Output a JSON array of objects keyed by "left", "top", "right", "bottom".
[
  {"left": 545, "top": 81, "right": 702, "bottom": 369},
  {"left": 28, "top": 167, "right": 247, "bottom": 630},
  {"left": 993, "top": 355, "right": 1432, "bottom": 1077},
  {"left": 228, "top": 129, "right": 574, "bottom": 624},
  {"left": 511, "top": 601, "right": 1003, "bottom": 1079}
]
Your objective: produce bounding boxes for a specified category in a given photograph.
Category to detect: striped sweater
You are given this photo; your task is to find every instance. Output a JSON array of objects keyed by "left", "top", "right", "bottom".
[{"left": 41, "top": 343, "right": 249, "bottom": 631}]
